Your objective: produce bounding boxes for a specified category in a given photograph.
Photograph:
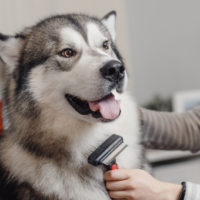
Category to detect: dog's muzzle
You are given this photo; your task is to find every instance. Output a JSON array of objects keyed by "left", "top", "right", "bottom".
[{"left": 65, "top": 60, "right": 125, "bottom": 122}]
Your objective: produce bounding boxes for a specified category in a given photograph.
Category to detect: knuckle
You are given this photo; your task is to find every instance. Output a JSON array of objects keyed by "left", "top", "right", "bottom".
[
  {"left": 138, "top": 169, "right": 146, "bottom": 174},
  {"left": 108, "top": 171, "right": 115, "bottom": 179},
  {"left": 128, "top": 180, "right": 135, "bottom": 190},
  {"left": 106, "top": 182, "right": 111, "bottom": 189},
  {"left": 104, "top": 171, "right": 112, "bottom": 180},
  {"left": 109, "top": 191, "right": 115, "bottom": 198},
  {"left": 127, "top": 191, "right": 135, "bottom": 199}
]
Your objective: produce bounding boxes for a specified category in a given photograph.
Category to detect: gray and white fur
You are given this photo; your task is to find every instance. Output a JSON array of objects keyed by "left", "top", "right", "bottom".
[{"left": 0, "top": 11, "right": 141, "bottom": 200}]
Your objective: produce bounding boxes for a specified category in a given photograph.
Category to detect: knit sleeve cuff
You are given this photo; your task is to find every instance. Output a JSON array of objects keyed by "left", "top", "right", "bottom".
[{"left": 184, "top": 182, "right": 200, "bottom": 200}]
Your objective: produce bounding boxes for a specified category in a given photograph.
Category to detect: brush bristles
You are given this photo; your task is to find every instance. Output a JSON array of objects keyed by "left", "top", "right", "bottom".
[{"left": 102, "top": 143, "right": 127, "bottom": 165}]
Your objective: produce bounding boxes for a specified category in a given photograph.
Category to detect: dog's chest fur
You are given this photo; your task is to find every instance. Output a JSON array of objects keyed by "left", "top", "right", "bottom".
[{"left": 0, "top": 93, "right": 141, "bottom": 200}]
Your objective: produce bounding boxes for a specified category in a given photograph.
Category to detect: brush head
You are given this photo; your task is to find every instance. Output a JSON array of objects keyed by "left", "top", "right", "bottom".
[{"left": 88, "top": 134, "right": 127, "bottom": 168}]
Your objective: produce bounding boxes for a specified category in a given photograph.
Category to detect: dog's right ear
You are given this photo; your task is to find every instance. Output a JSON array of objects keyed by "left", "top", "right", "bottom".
[
  {"left": 0, "top": 33, "right": 26, "bottom": 73},
  {"left": 101, "top": 11, "right": 117, "bottom": 42}
]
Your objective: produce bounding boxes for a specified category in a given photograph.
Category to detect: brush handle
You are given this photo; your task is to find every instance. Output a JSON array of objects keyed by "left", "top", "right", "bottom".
[
  {"left": 105, "top": 161, "right": 118, "bottom": 170},
  {"left": 111, "top": 163, "right": 118, "bottom": 170},
  {"left": 104, "top": 159, "right": 119, "bottom": 170}
]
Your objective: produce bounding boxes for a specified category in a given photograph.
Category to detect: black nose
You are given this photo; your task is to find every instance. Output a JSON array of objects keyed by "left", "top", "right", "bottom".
[{"left": 100, "top": 61, "right": 125, "bottom": 82}]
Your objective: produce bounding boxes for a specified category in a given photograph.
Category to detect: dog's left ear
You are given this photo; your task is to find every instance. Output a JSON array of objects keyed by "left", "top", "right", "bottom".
[
  {"left": 101, "top": 11, "right": 117, "bottom": 41},
  {"left": 0, "top": 33, "right": 26, "bottom": 74}
]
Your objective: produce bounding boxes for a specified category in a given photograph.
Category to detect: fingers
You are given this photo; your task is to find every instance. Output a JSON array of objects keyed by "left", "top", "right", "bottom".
[
  {"left": 104, "top": 169, "right": 130, "bottom": 181},
  {"left": 106, "top": 180, "right": 134, "bottom": 191},
  {"left": 113, "top": 198, "right": 127, "bottom": 200},
  {"left": 109, "top": 190, "right": 133, "bottom": 199}
]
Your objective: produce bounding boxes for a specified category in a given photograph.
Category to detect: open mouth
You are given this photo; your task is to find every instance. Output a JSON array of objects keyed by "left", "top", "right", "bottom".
[{"left": 65, "top": 93, "right": 121, "bottom": 122}]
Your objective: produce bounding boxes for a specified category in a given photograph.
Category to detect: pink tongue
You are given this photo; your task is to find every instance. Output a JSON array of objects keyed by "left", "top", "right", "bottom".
[{"left": 88, "top": 94, "right": 120, "bottom": 120}]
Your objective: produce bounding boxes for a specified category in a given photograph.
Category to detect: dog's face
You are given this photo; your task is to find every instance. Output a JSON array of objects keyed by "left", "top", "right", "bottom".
[{"left": 0, "top": 11, "right": 127, "bottom": 123}]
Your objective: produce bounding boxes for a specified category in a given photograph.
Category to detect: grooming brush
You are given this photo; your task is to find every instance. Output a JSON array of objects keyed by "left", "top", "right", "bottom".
[{"left": 88, "top": 134, "right": 127, "bottom": 170}]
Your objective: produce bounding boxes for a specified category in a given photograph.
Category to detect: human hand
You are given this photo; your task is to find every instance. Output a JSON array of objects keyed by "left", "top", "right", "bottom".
[{"left": 104, "top": 168, "right": 182, "bottom": 200}]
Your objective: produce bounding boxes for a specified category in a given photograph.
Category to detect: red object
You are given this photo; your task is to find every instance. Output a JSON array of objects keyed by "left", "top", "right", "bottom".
[
  {"left": 0, "top": 101, "right": 3, "bottom": 133},
  {"left": 111, "top": 163, "right": 118, "bottom": 170}
]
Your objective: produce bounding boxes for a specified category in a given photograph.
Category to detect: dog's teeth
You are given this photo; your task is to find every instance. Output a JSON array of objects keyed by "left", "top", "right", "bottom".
[{"left": 112, "top": 89, "right": 121, "bottom": 101}]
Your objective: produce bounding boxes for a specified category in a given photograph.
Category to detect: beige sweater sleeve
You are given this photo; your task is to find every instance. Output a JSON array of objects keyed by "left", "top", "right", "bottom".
[{"left": 140, "top": 107, "right": 200, "bottom": 152}]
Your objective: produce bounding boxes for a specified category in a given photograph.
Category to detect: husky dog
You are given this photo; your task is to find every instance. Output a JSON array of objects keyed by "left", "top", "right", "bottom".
[{"left": 0, "top": 11, "right": 141, "bottom": 200}]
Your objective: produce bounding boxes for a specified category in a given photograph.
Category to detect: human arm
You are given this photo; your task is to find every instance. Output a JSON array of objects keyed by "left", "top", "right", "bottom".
[{"left": 140, "top": 107, "right": 200, "bottom": 152}]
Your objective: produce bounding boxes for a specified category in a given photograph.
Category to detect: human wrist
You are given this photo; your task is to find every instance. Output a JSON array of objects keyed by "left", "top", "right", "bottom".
[{"left": 159, "top": 181, "right": 182, "bottom": 200}]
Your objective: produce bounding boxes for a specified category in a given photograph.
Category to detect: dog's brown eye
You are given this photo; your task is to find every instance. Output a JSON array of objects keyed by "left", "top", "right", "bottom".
[
  {"left": 103, "top": 41, "right": 109, "bottom": 50},
  {"left": 60, "top": 48, "right": 76, "bottom": 58}
]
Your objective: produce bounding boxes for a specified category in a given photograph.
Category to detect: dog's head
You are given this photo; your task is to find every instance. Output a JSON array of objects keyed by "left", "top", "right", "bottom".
[{"left": 0, "top": 11, "right": 127, "bottom": 123}]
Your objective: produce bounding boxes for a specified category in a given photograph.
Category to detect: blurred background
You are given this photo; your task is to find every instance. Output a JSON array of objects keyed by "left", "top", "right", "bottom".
[{"left": 0, "top": 0, "right": 200, "bottom": 185}]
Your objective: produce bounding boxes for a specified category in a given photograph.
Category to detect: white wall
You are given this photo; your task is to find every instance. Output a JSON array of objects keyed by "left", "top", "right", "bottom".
[{"left": 126, "top": 0, "right": 200, "bottom": 104}]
